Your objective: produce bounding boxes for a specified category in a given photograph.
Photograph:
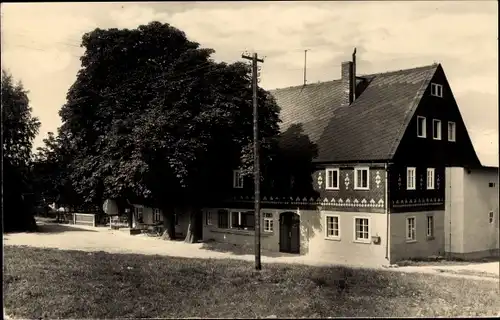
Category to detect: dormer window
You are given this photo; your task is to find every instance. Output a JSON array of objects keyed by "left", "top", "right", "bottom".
[
  {"left": 430, "top": 83, "right": 443, "bottom": 97},
  {"left": 233, "top": 170, "right": 243, "bottom": 188},
  {"left": 432, "top": 119, "right": 442, "bottom": 140},
  {"left": 417, "top": 116, "right": 426, "bottom": 138}
]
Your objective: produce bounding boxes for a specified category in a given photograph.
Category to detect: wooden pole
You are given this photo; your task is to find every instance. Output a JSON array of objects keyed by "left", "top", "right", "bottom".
[{"left": 242, "top": 52, "right": 264, "bottom": 270}]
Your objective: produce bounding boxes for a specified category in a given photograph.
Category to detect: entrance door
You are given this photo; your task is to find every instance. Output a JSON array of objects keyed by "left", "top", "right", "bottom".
[{"left": 279, "top": 212, "right": 301, "bottom": 254}]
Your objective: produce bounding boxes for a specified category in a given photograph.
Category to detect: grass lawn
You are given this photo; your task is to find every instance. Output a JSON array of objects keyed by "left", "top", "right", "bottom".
[{"left": 4, "top": 246, "right": 500, "bottom": 319}]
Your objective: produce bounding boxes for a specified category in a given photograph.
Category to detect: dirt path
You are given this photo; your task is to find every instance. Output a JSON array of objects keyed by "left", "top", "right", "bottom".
[{"left": 4, "top": 221, "right": 499, "bottom": 282}]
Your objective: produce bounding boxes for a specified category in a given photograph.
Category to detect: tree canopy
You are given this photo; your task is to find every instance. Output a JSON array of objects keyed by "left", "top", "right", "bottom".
[
  {"left": 2, "top": 69, "right": 40, "bottom": 232},
  {"left": 57, "top": 21, "right": 281, "bottom": 240}
]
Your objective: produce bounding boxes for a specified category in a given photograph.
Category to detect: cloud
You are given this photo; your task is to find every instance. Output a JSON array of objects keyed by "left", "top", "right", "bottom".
[{"left": 0, "top": 1, "right": 497, "bottom": 161}]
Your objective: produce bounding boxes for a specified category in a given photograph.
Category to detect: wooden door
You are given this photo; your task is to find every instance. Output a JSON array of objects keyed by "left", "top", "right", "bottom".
[
  {"left": 279, "top": 213, "right": 291, "bottom": 252},
  {"left": 290, "top": 214, "right": 301, "bottom": 254},
  {"left": 279, "top": 212, "right": 300, "bottom": 254}
]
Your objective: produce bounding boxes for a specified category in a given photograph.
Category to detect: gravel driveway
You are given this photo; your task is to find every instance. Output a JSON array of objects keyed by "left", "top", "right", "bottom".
[{"left": 4, "top": 221, "right": 499, "bottom": 282}]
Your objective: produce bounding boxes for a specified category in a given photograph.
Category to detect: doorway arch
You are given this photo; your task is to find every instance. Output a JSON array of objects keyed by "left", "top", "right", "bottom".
[{"left": 279, "top": 211, "right": 300, "bottom": 254}]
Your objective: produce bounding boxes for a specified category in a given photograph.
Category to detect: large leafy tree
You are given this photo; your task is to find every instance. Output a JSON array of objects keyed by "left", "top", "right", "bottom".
[
  {"left": 58, "top": 21, "right": 281, "bottom": 241},
  {"left": 33, "top": 130, "right": 81, "bottom": 213},
  {"left": 2, "top": 69, "right": 41, "bottom": 232}
]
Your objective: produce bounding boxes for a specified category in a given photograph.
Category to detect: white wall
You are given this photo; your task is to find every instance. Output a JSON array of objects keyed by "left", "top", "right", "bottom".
[
  {"left": 445, "top": 167, "right": 499, "bottom": 258},
  {"left": 445, "top": 167, "right": 465, "bottom": 254},
  {"left": 203, "top": 207, "right": 389, "bottom": 267},
  {"left": 306, "top": 210, "right": 388, "bottom": 266},
  {"left": 462, "top": 167, "right": 499, "bottom": 255}
]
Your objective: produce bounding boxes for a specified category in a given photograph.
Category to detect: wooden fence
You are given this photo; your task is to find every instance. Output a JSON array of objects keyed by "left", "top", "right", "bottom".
[{"left": 73, "top": 213, "right": 96, "bottom": 227}]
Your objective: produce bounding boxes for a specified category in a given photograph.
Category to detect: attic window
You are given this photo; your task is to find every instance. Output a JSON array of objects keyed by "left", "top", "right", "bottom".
[
  {"left": 433, "top": 119, "right": 442, "bottom": 140},
  {"left": 431, "top": 83, "right": 443, "bottom": 97},
  {"left": 448, "top": 122, "right": 456, "bottom": 142},
  {"left": 417, "top": 116, "right": 427, "bottom": 138}
]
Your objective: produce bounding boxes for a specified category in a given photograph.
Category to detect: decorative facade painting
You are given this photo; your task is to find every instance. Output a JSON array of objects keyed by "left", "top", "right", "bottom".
[
  {"left": 317, "top": 172, "right": 323, "bottom": 189},
  {"left": 375, "top": 171, "right": 382, "bottom": 188}
]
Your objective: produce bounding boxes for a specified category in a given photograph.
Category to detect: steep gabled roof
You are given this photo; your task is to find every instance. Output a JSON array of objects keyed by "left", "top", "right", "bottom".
[{"left": 269, "top": 64, "right": 438, "bottom": 163}]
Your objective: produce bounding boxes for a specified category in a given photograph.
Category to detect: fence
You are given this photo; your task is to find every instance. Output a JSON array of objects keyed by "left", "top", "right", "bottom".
[{"left": 73, "top": 213, "right": 96, "bottom": 227}]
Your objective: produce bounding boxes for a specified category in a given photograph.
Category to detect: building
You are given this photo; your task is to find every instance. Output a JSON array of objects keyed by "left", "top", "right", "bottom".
[{"left": 200, "top": 51, "right": 499, "bottom": 265}]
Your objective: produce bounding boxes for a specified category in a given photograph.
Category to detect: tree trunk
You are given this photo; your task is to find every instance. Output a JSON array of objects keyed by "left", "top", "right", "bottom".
[
  {"left": 184, "top": 206, "right": 201, "bottom": 243},
  {"left": 161, "top": 208, "right": 176, "bottom": 240}
]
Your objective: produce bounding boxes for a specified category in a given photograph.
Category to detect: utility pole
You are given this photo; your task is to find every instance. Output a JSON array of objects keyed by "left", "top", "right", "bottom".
[{"left": 242, "top": 51, "right": 264, "bottom": 270}]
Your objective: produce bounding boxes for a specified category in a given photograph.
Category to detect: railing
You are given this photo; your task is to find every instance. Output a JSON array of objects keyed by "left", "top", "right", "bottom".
[{"left": 73, "top": 213, "right": 96, "bottom": 227}]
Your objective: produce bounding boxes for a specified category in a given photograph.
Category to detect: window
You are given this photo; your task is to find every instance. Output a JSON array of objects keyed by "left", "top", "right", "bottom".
[
  {"left": 231, "top": 211, "right": 255, "bottom": 230},
  {"left": 489, "top": 182, "right": 496, "bottom": 188},
  {"left": 206, "top": 210, "right": 213, "bottom": 226},
  {"left": 233, "top": 170, "right": 243, "bottom": 188},
  {"left": 427, "top": 168, "right": 435, "bottom": 190},
  {"left": 354, "top": 218, "right": 370, "bottom": 242},
  {"left": 427, "top": 215, "right": 434, "bottom": 238},
  {"left": 325, "top": 168, "right": 340, "bottom": 190},
  {"left": 448, "top": 121, "right": 456, "bottom": 142},
  {"left": 218, "top": 209, "right": 229, "bottom": 229},
  {"left": 432, "top": 119, "right": 442, "bottom": 140},
  {"left": 354, "top": 167, "right": 369, "bottom": 190},
  {"left": 134, "top": 207, "right": 144, "bottom": 223},
  {"left": 263, "top": 213, "right": 273, "bottom": 233},
  {"left": 489, "top": 211, "right": 494, "bottom": 224},
  {"left": 417, "top": 116, "right": 427, "bottom": 138},
  {"left": 430, "top": 83, "right": 443, "bottom": 97},
  {"left": 153, "top": 209, "right": 162, "bottom": 223},
  {"left": 407, "top": 167, "right": 416, "bottom": 190},
  {"left": 406, "top": 217, "right": 416, "bottom": 241},
  {"left": 325, "top": 215, "right": 340, "bottom": 239}
]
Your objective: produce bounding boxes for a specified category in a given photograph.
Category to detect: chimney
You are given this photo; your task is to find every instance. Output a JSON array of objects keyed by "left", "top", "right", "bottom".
[
  {"left": 340, "top": 47, "right": 357, "bottom": 106},
  {"left": 341, "top": 61, "right": 354, "bottom": 106}
]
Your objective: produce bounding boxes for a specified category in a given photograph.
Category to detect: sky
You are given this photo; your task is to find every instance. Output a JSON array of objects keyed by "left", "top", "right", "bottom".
[{"left": 1, "top": 1, "right": 498, "bottom": 166}]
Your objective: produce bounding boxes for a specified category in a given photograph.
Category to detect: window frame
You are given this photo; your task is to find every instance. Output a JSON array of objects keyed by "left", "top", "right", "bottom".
[
  {"left": 325, "top": 214, "right": 341, "bottom": 240},
  {"left": 432, "top": 119, "right": 442, "bottom": 140},
  {"left": 354, "top": 167, "right": 370, "bottom": 190},
  {"left": 134, "top": 206, "right": 144, "bottom": 224},
  {"left": 417, "top": 116, "right": 427, "bottom": 138},
  {"left": 406, "top": 216, "right": 416, "bottom": 242},
  {"left": 407, "top": 167, "right": 416, "bottom": 190},
  {"left": 233, "top": 170, "right": 244, "bottom": 189},
  {"left": 230, "top": 210, "right": 255, "bottom": 230},
  {"left": 447, "top": 121, "right": 456, "bottom": 142},
  {"left": 263, "top": 212, "right": 274, "bottom": 233},
  {"left": 353, "top": 217, "right": 370, "bottom": 243},
  {"left": 427, "top": 215, "right": 434, "bottom": 239},
  {"left": 325, "top": 168, "right": 340, "bottom": 190},
  {"left": 427, "top": 168, "right": 435, "bottom": 190},
  {"left": 430, "top": 83, "right": 443, "bottom": 98},
  {"left": 206, "top": 210, "right": 213, "bottom": 226},
  {"left": 153, "top": 208, "right": 162, "bottom": 223},
  {"left": 217, "top": 209, "right": 229, "bottom": 229}
]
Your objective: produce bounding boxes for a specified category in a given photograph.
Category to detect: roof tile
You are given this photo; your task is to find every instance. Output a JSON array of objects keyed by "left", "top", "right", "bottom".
[{"left": 269, "top": 64, "right": 438, "bottom": 163}]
